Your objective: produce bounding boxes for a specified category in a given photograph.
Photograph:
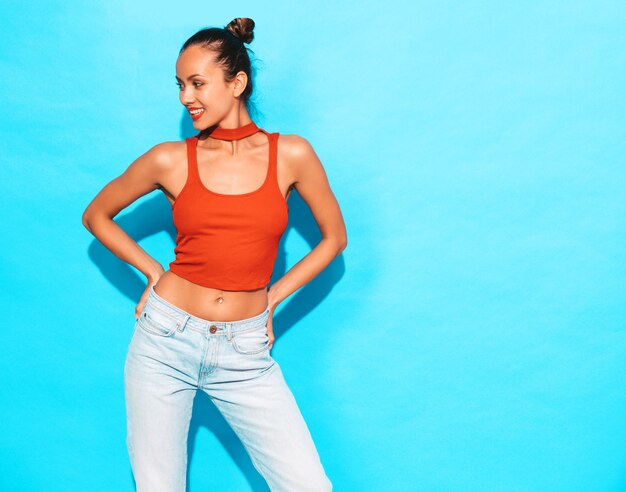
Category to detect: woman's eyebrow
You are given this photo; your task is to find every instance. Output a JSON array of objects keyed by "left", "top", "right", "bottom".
[{"left": 175, "top": 74, "right": 204, "bottom": 81}]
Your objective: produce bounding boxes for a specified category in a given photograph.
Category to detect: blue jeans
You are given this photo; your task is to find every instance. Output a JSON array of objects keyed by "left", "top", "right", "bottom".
[{"left": 124, "top": 284, "right": 332, "bottom": 492}]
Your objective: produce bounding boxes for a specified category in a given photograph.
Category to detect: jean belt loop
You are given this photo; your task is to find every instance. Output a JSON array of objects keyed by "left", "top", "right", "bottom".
[
  {"left": 178, "top": 314, "right": 190, "bottom": 332},
  {"left": 226, "top": 323, "right": 232, "bottom": 342}
]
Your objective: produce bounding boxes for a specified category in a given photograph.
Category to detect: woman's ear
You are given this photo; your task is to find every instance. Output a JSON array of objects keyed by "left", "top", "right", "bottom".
[{"left": 233, "top": 70, "right": 248, "bottom": 98}]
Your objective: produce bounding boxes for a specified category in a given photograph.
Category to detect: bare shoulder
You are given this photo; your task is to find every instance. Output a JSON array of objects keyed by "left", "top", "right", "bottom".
[
  {"left": 82, "top": 139, "right": 188, "bottom": 221},
  {"left": 277, "top": 133, "right": 317, "bottom": 160},
  {"left": 274, "top": 132, "right": 346, "bottom": 248},
  {"left": 276, "top": 133, "right": 326, "bottom": 186},
  {"left": 140, "top": 139, "right": 186, "bottom": 176}
]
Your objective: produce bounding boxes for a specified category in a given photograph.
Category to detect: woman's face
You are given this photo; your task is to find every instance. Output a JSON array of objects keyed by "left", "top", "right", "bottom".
[{"left": 175, "top": 45, "right": 244, "bottom": 128}]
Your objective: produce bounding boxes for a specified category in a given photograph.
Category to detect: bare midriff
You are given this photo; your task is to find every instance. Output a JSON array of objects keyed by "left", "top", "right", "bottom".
[{"left": 153, "top": 270, "right": 269, "bottom": 322}]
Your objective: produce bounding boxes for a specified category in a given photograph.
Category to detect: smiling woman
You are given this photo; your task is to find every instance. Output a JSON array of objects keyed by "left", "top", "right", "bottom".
[
  {"left": 175, "top": 20, "right": 257, "bottom": 128},
  {"left": 81, "top": 15, "right": 345, "bottom": 492}
]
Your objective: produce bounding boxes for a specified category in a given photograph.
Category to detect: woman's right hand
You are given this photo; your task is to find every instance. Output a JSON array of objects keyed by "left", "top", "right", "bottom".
[{"left": 135, "top": 269, "right": 164, "bottom": 320}]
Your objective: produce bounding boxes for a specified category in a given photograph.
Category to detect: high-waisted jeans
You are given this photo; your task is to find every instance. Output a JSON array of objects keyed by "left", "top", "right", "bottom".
[{"left": 124, "top": 284, "right": 332, "bottom": 492}]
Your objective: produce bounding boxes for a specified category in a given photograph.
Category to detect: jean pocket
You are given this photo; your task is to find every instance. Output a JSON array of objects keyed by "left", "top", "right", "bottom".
[
  {"left": 137, "top": 303, "right": 180, "bottom": 337},
  {"left": 231, "top": 324, "right": 269, "bottom": 355}
]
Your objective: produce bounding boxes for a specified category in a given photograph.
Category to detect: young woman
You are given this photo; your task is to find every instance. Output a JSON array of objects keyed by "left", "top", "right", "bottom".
[{"left": 81, "top": 18, "right": 346, "bottom": 492}]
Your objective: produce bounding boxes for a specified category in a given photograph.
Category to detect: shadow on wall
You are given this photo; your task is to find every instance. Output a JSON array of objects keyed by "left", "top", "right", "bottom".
[{"left": 86, "top": 184, "right": 345, "bottom": 491}]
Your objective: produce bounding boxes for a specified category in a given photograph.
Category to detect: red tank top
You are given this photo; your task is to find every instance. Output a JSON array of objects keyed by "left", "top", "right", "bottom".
[{"left": 168, "top": 121, "right": 289, "bottom": 290}]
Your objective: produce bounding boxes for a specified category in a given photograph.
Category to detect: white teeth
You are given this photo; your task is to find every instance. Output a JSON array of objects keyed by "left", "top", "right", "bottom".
[{"left": 190, "top": 108, "right": 204, "bottom": 115}]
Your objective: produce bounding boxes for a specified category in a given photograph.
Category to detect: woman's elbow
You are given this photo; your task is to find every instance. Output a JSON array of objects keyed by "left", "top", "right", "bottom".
[
  {"left": 337, "top": 235, "right": 347, "bottom": 253},
  {"left": 82, "top": 211, "right": 92, "bottom": 232}
]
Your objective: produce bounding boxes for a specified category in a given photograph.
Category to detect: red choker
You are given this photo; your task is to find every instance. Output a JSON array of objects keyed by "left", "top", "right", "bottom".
[{"left": 207, "top": 121, "right": 260, "bottom": 140}]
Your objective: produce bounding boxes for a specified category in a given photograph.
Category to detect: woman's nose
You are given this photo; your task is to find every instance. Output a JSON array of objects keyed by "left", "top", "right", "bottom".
[{"left": 180, "top": 89, "right": 195, "bottom": 105}]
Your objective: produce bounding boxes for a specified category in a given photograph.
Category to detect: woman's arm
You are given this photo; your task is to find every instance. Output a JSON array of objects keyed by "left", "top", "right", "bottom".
[
  {"left": 81, "top": 142, "right": 177, "bottom": 284},
  {"left": 268, "top": 135, "right": 348, "bottom": 310}
]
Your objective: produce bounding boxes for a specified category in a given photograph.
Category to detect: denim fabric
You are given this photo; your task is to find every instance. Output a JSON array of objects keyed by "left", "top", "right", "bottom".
[{"left": 124, "top": 284, "right": 332, "bottom": 492}]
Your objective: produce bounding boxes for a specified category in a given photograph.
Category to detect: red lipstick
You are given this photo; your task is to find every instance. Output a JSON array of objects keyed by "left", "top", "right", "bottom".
[{"left": 188, "top": 107, "right": 204, "bottom": 121}]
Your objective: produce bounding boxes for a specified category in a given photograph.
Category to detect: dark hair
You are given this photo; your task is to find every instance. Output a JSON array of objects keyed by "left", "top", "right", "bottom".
[{"left": 180, "top": 18, "right": 258, "bottom": 115}]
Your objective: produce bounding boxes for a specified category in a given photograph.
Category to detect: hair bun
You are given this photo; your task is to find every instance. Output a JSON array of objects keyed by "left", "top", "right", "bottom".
[{"left": 225, "top": 17, "right": 255, "bottom": 44}]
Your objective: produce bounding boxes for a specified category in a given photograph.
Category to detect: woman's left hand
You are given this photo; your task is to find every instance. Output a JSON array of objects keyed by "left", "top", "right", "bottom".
[
  {"left": 266, "top": 305, "right": 276, "bottom": 350},
  {"left": 266, "top": 287, "right": 279, "bottom": 349}
]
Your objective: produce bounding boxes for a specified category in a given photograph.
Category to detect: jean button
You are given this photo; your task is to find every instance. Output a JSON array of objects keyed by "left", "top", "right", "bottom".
[{"left": 209, "top": 325, "right": 217, "bottom": 334}]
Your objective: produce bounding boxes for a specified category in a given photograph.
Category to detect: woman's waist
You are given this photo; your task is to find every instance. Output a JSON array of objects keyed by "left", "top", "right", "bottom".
[{"left": 153, "top": 270, "right": 268, "bottom": 322}]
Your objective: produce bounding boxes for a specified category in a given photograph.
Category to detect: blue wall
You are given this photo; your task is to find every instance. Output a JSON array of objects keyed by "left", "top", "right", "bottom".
[{"left": 1, "top": 1, "right": 625, "bottom": 490}]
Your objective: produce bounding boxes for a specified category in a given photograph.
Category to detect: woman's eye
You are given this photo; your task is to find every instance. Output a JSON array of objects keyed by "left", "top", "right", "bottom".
[{"left": 175, "top": 82, "right": 202, "bottom": 90}]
